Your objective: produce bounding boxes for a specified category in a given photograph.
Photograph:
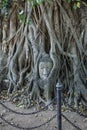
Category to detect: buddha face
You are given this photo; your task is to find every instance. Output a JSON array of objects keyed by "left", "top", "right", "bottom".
[{"left": 39, "top": 61, "right": 53, "bottom": 80}]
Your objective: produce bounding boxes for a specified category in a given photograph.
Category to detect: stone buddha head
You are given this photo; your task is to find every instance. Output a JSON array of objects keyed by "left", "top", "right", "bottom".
[{"left": 39, "top": 54, "right": 53, "bottom": 80}]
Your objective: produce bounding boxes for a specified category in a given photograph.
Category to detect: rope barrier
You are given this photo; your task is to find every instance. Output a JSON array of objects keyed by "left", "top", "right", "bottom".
[
  {"left": 64, "top": 102, "right": 87, "bottom": 118},
  {"left": 69, "top": 105, "right": 87, "bottom": 118},
  {"left": 62, "top": 114, "right": 82, "bottom": 130},
  {"left": 0, "top": 109, "right": 84, "bottom": 130},
  {"left": 0, "top": 97, "right": 56, "bottom": 115},
  {"left": 0, "top": 114, "right": 56, "bottom": 130}
]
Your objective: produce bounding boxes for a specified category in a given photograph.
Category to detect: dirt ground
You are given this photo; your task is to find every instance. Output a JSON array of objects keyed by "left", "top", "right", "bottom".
[{"left": 0, "top": 99, "right": 87, "bottom": 130}]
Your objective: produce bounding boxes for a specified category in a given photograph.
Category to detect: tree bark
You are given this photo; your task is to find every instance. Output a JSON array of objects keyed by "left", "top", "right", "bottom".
[{"left": 0, "top": 0, "right": 87, "bottom": 108}]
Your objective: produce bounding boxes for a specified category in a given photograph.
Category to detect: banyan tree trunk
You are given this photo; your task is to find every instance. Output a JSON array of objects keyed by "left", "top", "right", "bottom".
[{"left": 1, "top": 0, "right": 87, "bottom": 108}]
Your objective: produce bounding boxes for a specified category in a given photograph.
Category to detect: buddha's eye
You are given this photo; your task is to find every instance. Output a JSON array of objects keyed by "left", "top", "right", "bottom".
[
  {"left": 40, "top": 67, "right": 44, "bottom": 69},
  {"left": 39, "top": 65, "right": 45, "bottom": 69},
  {"left": 46, "top": 66, "right": 49, "bottom": 69}
]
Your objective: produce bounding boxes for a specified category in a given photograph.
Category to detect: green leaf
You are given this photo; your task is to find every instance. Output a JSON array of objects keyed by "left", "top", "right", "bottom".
[
  {"left": 73, "top": 3, "right": 78, "bottom": 10},
  {"left": 77, "top": 2, "right": 80, "bottom": 8},
  {"left": 36, "top": 0, "right": 43, "bottom": 4},
  {"left": 18, "top": 12, "right": 26, "bottom": 24}
]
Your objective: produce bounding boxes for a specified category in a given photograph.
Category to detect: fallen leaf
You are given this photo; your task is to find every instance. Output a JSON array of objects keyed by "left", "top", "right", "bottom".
[{"left": 83, "top": 118, "right": 87, "bottom": 122}]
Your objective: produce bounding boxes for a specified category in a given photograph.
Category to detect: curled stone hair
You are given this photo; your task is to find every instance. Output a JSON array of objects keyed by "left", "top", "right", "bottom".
[{"left": 39, "top": 53, "right": 53, "bottom": 64}]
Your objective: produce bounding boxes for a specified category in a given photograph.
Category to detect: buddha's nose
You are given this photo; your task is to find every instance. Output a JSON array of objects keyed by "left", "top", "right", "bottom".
[{"left": 43, "top": 68, "right": 47, "bottom": 75}]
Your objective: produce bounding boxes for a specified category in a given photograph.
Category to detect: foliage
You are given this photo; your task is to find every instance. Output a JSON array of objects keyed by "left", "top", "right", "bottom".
[
  {"left": 18, "top": 10, "right": 26, "bottom": 23},
  {"left": 2, "top": 0, "right": 11, "bottom": 9},
  {"left": 18, "top": 11, "right": 32, "bottom": 25},
  {"left": 66, "top": 0, "right": 87, "bottom": 9},
  {"left": 1, "top": 0, "right": 11, "bottom": 16}
]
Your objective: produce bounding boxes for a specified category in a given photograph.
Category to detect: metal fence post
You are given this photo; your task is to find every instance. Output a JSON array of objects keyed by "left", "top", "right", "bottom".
[{"left": 56, "top": 82, "right": 62, "bottom": 130}]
